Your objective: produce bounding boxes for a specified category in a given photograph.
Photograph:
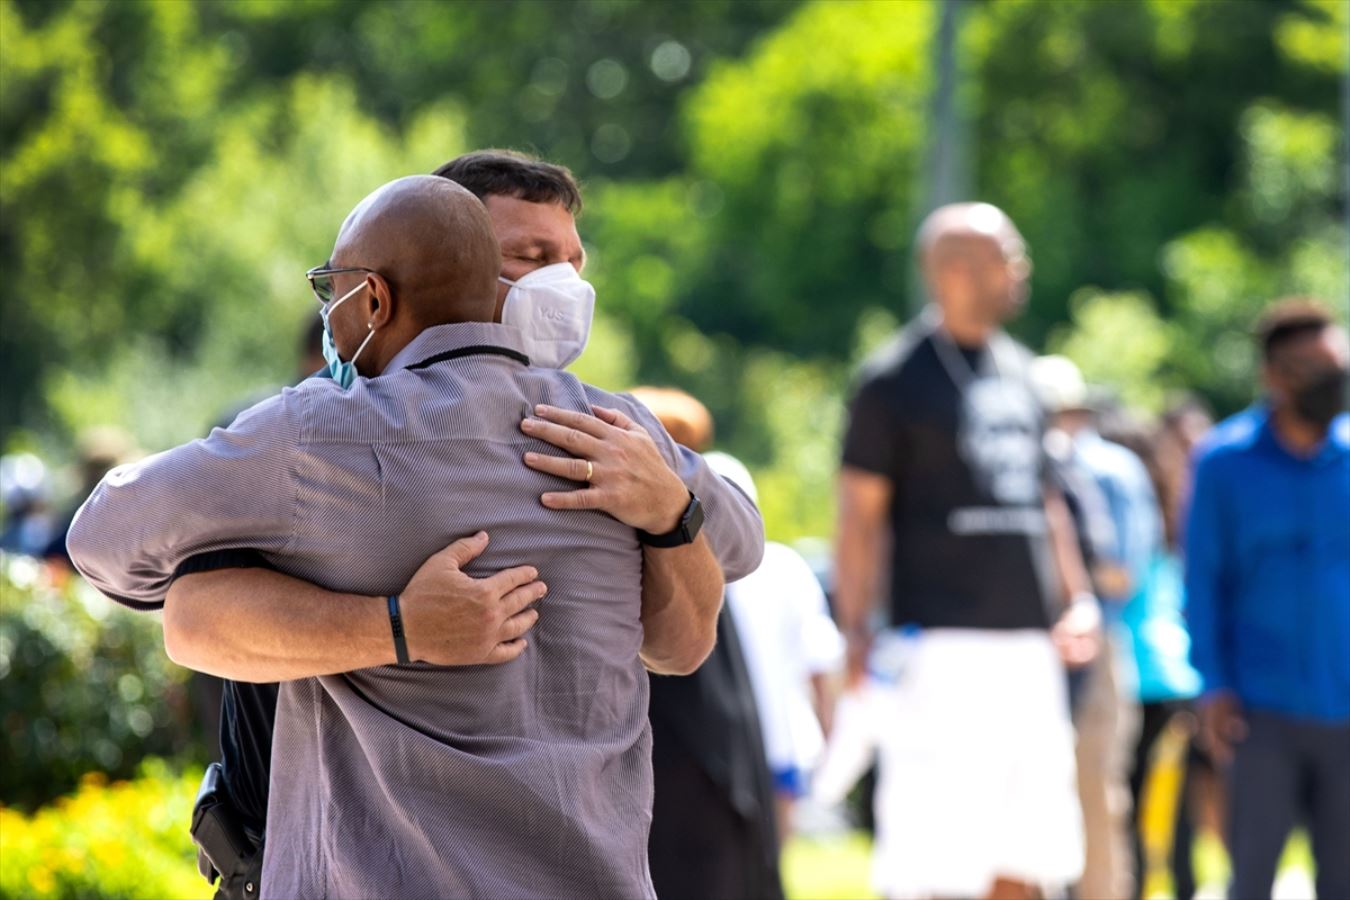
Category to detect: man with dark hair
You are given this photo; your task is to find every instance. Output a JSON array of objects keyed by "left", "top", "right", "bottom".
[
  {"left": 129, "top": 151, "right": 766, "bottom": 899},
  {"left": 70, "top": 175, "right": 756, "bottom": 899},
  {"left": 1186, "top": 297, "right": 1349, "bottom": 900},
  {"left": 434, "top": 149, "right": 584, "bottom": 214}
]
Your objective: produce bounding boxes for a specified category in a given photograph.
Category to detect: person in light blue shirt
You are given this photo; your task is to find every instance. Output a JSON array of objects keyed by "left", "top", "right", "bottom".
[
  {"left": 1075, "top": 428, "right": 1160, "bottom": 689},
  {"left": 1032, "top": 354, "right": 1155, "bottom": 900},
  {"left": 1104, "top": 410, "right": 1207, "bottom": 899},
  {"left": 1185, "top": 298, "right": 1350, "bottom": 900}
]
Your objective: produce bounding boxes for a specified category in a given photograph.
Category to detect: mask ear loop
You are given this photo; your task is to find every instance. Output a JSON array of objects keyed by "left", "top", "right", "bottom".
[
  {"left": 349, "top": 322, "right": 377, "bottom": 367},
  {"left": 329, "top": 279, "right": 368, "bottom": 311}
]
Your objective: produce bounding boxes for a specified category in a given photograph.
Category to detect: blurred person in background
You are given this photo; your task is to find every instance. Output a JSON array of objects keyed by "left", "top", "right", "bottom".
[
  {"left": 0, "top": 452, "right": 54, "bottom": 557},
  {"left": 1099, "top": 411, "right": 1205, "bottom": 899},
  {"left": 1034, "top": 361, "right": 1118, "bottom": 717},
  {"left": 1186, "top": 298, "right": 1349, "bottom": 900},
  {"left": 1153, "top": 398, "right": 1229, "bottom": 900},
  {"left": 703, "top": 448, "right": 845, "bottom": 845},
  {"left": 1032, "top": 355, "right": 1152, "bottom": 900},
  {"left": 836, "top": 202, "right": 1096, "bottom": 900},
  {"left": 627, "top": 385, "right": 785, "bottom": 900}
]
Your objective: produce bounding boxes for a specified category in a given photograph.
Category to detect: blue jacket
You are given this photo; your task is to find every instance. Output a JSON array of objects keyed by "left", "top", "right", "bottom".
[{"left": 1185, "top": 406, "right": 1350, "bottom": 722}]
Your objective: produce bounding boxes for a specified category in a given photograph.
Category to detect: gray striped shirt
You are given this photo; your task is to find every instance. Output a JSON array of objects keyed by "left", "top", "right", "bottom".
[{"left": 68, "top": 322, "right": 765, "bottom": 899}]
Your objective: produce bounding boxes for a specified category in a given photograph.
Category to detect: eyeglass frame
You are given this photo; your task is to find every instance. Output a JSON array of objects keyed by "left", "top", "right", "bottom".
[{"left": 305, "top": 264, "right": 382, "bottom": 305}]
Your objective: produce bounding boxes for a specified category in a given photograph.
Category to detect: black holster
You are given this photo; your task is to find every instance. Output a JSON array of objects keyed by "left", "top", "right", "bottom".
[{"left": 190, "top": 763, "right": 263, "bottom": 900}]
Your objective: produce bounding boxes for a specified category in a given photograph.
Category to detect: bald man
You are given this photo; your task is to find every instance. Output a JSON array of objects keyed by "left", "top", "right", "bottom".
[
  {"left": 67, "top": 176, "right": 729, "bottom": 899},
  {"left": 834, "top": 203, "right": 1094, "bottom": 899}
]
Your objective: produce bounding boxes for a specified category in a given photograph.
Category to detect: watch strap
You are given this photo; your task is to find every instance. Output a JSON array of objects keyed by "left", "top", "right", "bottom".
[
  {"left": 637, "top": 491, "right": 703, "bottom": 548},
  {"left": 387, "top": 594, "right": 411, "bottom": 665}
]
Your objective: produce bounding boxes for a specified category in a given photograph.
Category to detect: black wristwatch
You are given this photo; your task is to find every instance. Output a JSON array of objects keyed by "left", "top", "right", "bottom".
[{"left": 637, "top": 491, "right": 704, "bottom": 548}]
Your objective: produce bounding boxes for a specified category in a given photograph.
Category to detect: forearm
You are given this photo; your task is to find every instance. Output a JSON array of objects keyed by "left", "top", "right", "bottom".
[
  {"left": 834, "top": 517, "right": 884, "bottom": 636},
  {"left": 164, "top": 568, "right": 391, "bottom": 681},
  {"left": 639, "top": 534, "right": 724, "bottom": 676},
  {"left": 810, "top": 671, "right": 836, "bottom": 734}
]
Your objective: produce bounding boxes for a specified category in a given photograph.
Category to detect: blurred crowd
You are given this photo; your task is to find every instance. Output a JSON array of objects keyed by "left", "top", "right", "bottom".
[{"left": 2, "top": 197, "right": 1346, "bottom": 900}]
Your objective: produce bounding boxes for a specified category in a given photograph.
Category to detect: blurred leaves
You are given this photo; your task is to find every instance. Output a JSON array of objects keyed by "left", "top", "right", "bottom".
[
  {"left": 0, "top": 556, "right": 202, "bottom": 810},
  {"left": 1275, "top": 0, "right": 1350, "bottom": 74}
]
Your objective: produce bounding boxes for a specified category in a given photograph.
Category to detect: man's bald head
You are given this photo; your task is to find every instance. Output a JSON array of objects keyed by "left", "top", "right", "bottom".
[
  {"left": 916, "top": 202, "right": 1026, "bottom": 274},
  {"left": 333, "top": 175, "right": 500, "bottom": 327},
  {"left": 914, "top": 202, "right": 1031, "bottom": 334}
]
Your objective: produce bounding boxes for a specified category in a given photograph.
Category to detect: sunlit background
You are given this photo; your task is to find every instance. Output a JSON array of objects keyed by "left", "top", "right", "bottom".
[{"left": 1, "top": 0, "right": 1346, "bottom": 897}]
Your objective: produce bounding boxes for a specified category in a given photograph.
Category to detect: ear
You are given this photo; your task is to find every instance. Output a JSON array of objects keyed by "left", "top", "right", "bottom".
[{"left": 366, "top": 273, "right": 395, "bottom": 329}]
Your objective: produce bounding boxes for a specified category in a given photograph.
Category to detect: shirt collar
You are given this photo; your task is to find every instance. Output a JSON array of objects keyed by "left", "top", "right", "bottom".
[
  {"left": 1256, "top": 403, "right": 1350, "bottom": 463},
  {"left": 385, "top": 322, "right": 531, "bottom": 373}
]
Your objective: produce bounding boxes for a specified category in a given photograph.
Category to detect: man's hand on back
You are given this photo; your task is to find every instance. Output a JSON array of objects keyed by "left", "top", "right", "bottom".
[
  {"left": 400, "top": 531, "right": 548, "bottom": 666},
  {"left": 520, "top": 404, "right": 688, "bottom": 534}
]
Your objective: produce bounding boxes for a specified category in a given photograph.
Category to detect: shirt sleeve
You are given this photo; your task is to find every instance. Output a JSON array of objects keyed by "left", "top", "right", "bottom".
[
  {"left": 612, "top": 392, "right": 767, "bottom": 583},
  {"left": 1183, "top": 450, "right": 1234, "bottom": 694},
  {"left": 66, "top": 392, "right": 302, "bottom": 610},
  {"left": 841, "top": 375, "right": 904, "bottom": 479},
  {"left": 1121, "top": 457, "right": 1163, "bottom": 599},
  {"left": 789, "top": 552, "right": 844, "bottom": 674}
]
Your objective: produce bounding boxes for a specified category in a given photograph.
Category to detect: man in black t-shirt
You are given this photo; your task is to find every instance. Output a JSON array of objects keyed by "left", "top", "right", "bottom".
[{"left": 834, "top": 202, "right": 1098, "bottom": 900}]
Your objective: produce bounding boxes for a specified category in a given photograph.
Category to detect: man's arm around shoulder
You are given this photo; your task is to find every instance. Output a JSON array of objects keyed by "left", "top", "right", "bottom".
[
  {"left": 164, "top": 535, "right": 547, "bottom": 681},
  {"left": 521, "top": 397, "right": 758, "bottom": 673}
]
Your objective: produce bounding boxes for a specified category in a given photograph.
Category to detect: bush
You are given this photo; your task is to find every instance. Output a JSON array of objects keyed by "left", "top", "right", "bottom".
[
  {"left": 0, "top": 555, "right": 206, "bottom": 810},
  {"left": 0, "top": 759, "right": 209, "bottom": 900}
]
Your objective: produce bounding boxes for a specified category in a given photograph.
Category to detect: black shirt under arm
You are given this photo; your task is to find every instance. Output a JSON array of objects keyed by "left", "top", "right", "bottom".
[{"left": 841, "top": 322, "right": 1056, "bottom": 631}]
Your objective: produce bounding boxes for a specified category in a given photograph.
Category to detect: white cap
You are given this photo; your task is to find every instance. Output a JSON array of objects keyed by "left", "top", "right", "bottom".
[{"left": 1030, "top": 354, "right": 1090, "bottom": 413}]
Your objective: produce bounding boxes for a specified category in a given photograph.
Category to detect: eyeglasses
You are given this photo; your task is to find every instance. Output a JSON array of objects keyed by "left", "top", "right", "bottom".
[{"left": 305, "top": 264, "right": 380, "bottom": 305}]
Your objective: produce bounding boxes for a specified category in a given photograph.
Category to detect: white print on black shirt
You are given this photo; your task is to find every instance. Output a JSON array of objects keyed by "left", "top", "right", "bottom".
[
  {"left": 948, "top": 506, "right": 1047, "bottom": 536},
  {"left": 957, "top": 376, "right": 1041, "bottom": 507}
]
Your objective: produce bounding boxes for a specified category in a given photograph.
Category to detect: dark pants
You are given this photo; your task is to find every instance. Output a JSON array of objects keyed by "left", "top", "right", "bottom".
[
  {"left": 1171, "top": 740, "right": 1212, "bottom": 900},
  {"left": 1228, "top": 711, "right": 1350, "bottom": 900},
  {"left": 1129, "top": 701, "right": 1196, "bottom": 900},
  {"left": 648, "top": 752, "right": 783, "bottom": 900}
]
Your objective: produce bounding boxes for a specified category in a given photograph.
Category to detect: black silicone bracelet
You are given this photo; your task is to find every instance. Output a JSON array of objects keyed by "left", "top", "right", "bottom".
[{"left": 387, "top": 594, "right": 410, "bottom": 665}]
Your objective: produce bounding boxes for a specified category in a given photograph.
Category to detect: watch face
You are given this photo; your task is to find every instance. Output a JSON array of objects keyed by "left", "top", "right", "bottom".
[{"left": 682, "top": 495, "right": 704, "bottom": 541}]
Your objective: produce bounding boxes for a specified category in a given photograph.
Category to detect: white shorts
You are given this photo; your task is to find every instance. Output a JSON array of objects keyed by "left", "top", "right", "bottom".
[{"left": 872, "top": 629, "right": 1084, "bottom": 899}]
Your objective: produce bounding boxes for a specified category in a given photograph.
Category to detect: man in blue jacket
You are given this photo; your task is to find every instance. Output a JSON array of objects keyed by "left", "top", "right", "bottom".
[{"left": 1185, "top": 298, "right": 1349, "bottom": 900}]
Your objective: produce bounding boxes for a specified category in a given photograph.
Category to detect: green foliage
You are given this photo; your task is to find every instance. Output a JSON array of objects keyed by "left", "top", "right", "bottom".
[
  {"left": 0, "top": 556, "right": 202, "bottom": 810},
  {"left": 0, "top": 760, "right": 209, "bottom": 900},
  {"left": 682, "top": 0, "right": 936, "bottom": 358}
]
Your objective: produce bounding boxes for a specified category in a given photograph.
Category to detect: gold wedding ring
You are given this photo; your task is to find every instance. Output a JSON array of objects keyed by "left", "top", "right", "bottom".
[{"left": 585, "top": 460, "right": 594, "bottom": 482}]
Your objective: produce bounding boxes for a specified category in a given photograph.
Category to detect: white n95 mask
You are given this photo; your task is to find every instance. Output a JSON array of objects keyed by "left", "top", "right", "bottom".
[{"left": 499, "top": 262, "right": 596, "bottom": 370}]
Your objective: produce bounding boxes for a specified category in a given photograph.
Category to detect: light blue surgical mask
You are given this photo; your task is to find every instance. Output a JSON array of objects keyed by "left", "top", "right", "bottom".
[{"left": 321, "top": 280, "right": 377, "bottom": 389}]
